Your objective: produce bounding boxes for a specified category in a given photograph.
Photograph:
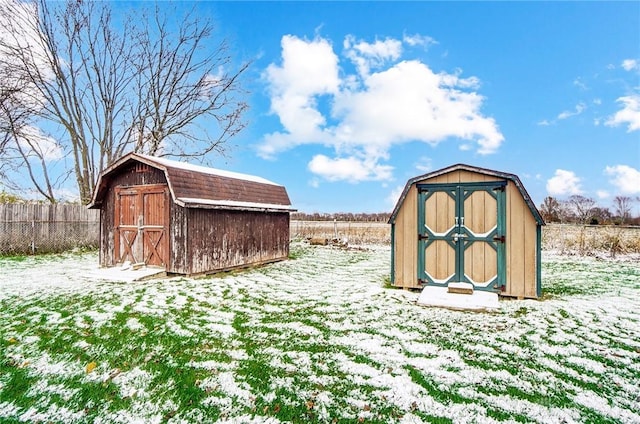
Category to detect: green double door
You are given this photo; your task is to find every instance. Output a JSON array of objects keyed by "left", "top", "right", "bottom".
[{"left": 417, "top": 181, "right": 506, "bottom": 292}]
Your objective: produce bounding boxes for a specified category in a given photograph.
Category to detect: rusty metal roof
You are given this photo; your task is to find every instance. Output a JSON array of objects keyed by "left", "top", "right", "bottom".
[
  {"left": 388, "top": 163, "right": 544, "bottom": 225},
  {"left": 88, "top": 153, "right": 292, "bottom": 212}
]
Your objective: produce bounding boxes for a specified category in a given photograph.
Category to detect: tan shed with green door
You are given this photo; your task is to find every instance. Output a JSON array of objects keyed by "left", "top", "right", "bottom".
[{"left": 388, "top": 164, "right": 544, "bottom": 299}]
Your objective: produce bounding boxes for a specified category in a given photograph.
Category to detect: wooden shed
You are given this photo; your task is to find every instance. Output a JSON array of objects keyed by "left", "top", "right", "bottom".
[
  {"left": 88, "top": 152, "right": 293, "bottom": 275},
  {"left": 388, "top": 164, "right": 544, "bottom": 299}
]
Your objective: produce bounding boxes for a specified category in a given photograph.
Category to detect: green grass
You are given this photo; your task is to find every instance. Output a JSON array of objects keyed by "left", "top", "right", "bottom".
[{"left": 0, "top": 245, "right": 639, "bottom": 423}]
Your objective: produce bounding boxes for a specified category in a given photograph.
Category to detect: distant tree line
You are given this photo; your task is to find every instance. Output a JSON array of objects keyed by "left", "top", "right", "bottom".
[
  {"left": 0, "top": 190, "right": 82, "bottom": 205},
  {"left": 293, "top": 194, "right": 640, "bottom": 226},
  {"left": 291, "top": 212, "right": 391, "bottom": 222},
  {"left": 539, "top": 195, "right": 640, "bottom": 226}
]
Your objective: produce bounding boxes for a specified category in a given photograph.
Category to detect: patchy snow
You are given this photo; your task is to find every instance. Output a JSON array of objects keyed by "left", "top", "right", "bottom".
[
  {"left": 177, "top": 197, "right": 292, "bottom": 210},
  {"left": 0, "top": 245, "right": 639, "bottom": 423}
]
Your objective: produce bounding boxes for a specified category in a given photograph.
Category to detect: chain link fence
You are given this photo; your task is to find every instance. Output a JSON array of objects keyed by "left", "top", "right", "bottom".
[{"left": 0, "top": 204, "right": 99, "bottom": 255}]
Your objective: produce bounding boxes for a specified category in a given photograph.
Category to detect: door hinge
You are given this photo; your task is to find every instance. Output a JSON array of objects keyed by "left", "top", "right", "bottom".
[
  {"left": 493, "top": 235, "right": 505, "bottom": 243},
  {"left": 418, "top": 279, "right": 428, "bottom": 286},
  {"left": 418, "top": 234, "right": 429, "bottom": 240}
]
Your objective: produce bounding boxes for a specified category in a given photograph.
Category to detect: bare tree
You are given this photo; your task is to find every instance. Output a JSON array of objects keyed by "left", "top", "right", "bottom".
[
  {"left": 0, "top": 0, "right": 249, "bottom": 204},
  {"left": 567, "top": 195, "right": 596, "bottom": 224},
  {"left": 539, "top": 196, "right": 561, "bottom": 223},
  {"left": 0, "top": 58, "right": 65, "bottom": 201},
  {"left": 0, "top": 86, "right": 19, "bottom": 156},
  {"left": 590, "top": 207, "right": 612, "bottom": 225},
  {"left": 130, "top": 4, "right": 249, "bottom": 159},
  {"left": 0, "top": 111, "right": 62, "bottom": 203},
  {"left": 0, "top": 84, "right": 23, "bottom": 179},
  {"left": 612, "top": 196, "right": 634, "bottom": 224}
]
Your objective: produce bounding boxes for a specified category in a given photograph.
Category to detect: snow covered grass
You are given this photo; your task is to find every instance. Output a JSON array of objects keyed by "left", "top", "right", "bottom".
[{"left": 1, "top": 245, "right": 639, "bottom": 423}]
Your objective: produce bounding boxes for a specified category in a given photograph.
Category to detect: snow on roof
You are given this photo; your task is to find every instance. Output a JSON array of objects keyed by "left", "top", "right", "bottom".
[
  {"left": 135, "top": 153, "right": 281, "bottom": 186},
  {"left": 177, "top": 197, "right": 293, "bottom": 211}
]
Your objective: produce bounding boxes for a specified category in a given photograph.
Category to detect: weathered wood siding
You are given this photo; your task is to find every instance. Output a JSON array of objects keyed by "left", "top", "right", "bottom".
[
  {"left": 178, "top": 209, "right": 290, "bottom": 275},
  {"left": 93, "top": 155, "right": 292, "bottom": 275},
  {"left": 98, "top": 163, "right": 168, "bottom": 267},
  {"left": 169, "top": 202, "right": 188, "bottom": 274},
  {"left": 0, "top": 204, "right": 99, "bottom": 255}
]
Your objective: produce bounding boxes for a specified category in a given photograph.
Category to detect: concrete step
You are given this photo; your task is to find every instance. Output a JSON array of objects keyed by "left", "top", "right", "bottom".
[
  {"left": 417, "top": 286, "right": 500, "bottom": 312},
  {"left": 448, "top": 282, "right": 474, "bottom": 295}
]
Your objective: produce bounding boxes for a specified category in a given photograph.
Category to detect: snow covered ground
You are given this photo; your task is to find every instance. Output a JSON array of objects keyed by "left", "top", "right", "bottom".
[{"left": 0, "top": 244, "right": 639, "bottom": 423}]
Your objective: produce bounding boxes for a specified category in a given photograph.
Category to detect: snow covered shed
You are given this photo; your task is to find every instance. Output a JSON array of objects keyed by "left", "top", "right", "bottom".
[
  {"left": 88, "top": 152, "right": 293, "bottom": 275},
  {"left": 388, "top": 164, "right": 545, "bottom": 299}
]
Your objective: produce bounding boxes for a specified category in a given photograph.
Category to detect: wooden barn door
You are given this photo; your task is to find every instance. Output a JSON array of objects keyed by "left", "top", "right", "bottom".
[
  {"left": 114, "top": 184, "right": 169, "bottom": 267},
  {"left": 417, "top": 181, "right": 506, "bottom": 292}
]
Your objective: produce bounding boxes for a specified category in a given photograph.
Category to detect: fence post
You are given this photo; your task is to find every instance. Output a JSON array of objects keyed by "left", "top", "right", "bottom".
[{"left": 31, "top": 218, "right": 35, "bottom": 254}]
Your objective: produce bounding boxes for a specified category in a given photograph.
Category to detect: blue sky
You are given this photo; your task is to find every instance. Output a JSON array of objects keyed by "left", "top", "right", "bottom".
[
  {"left": 16, "top": 1, "right": 640, "bottom": 213},
  {"left": 190, "top": 1, "right": 639, "bottom": 214}
]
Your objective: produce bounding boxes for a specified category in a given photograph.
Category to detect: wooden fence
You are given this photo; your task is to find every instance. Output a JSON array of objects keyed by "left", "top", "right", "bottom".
[{"left": 0, "top": 204, "right": 99, "bottom": 255}]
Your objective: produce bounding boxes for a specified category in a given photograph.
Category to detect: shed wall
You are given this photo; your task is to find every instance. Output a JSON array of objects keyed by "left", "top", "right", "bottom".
[
  {"left": 393, "top": 170, "right": 501, "bottom": 288},
  {"left": 393, "top": 184, "right": 418, "bottom": 288},
  {"left": 504, "top": 182, "right": 539, "bottom": 298},
  {"left": 392, "top": 169, "right": 539, "bottom": 298},
  {"left": 181, "top": 209, "right": 290, "bottom": 275}
]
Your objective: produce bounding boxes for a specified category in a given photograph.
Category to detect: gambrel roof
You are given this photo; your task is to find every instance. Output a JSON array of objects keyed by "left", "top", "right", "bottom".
[
  {"left": 388, "top": 163, "right": 544, "bottom": 225},
  {"left": 88, "top": 152, "right": 292, "bottom": 212}
]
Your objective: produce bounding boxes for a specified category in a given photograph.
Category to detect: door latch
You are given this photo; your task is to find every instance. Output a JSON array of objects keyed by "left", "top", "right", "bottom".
[{"left": 452, "top": 233, "right": 468, "bottom": 242}]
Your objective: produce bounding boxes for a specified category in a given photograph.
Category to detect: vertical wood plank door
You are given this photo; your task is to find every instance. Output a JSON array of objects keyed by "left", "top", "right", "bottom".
[
  {"left": 418, "top": 181, "right": 506, "bottom": 292},
  {"left": 114, "top": 184, "right": 169, "bottom": 267},
  {"left": 114, "top": 188, "right": 141, "bottom": 264}
]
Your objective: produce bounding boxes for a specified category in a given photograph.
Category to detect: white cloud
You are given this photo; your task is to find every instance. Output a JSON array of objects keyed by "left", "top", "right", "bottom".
[
  {"left": 267, "top": 35, "right": 340, "bottom": 97},
  {"left": 557, "top": 102, "right": 586, "bottom": 120},
  {"left": 333, "top": 60, "right": 503, "bottom": 154},
  {"left": 573, "top": 77, "right": 588, "bottom": 90},
  {"left": 403, "top": 33, "right": 438, "bottom": 49},
  {"left": 308, "top": 154, "right": 393, "bottom": 182},
  {"left": 387, "top": 184, "right": 405, "bottom": 207},
  {"left": 596, "top": 190, "right": 609, "bottom": 199},
  {"left": 621, "top": 59, "right": 638, "bottom": 71},
  {"left": 16, "top": 125, "right": 64, "bottom": 161},
  {"left": 260, "top": 34, "right": 504, "bottom": 183},
  {"left": 260, "top": 35, "right": 340, "bottom": 159},
  {"left": 344, "top": 35, "right": 402, "bottom": 76},
  {"left": 546, "top": 169, "right": 583, "bottom": 196},
  {"left": 414, "top": 156, "right": 433, "bottom": 173},
  {"left": 0, "top": 0, "right": 52, "bottom": 107},
  {"left": 604, "top": 165, "right": 640, "bottom": 194},
  {"left": 537, "top": 119, "right": 552, "bottom": 126},
  {"left": 606, "top": 94, "right": 640, "bottom": 132},
  {"left": 52, "top": 187, "right": 80, "bottom": 203}
]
